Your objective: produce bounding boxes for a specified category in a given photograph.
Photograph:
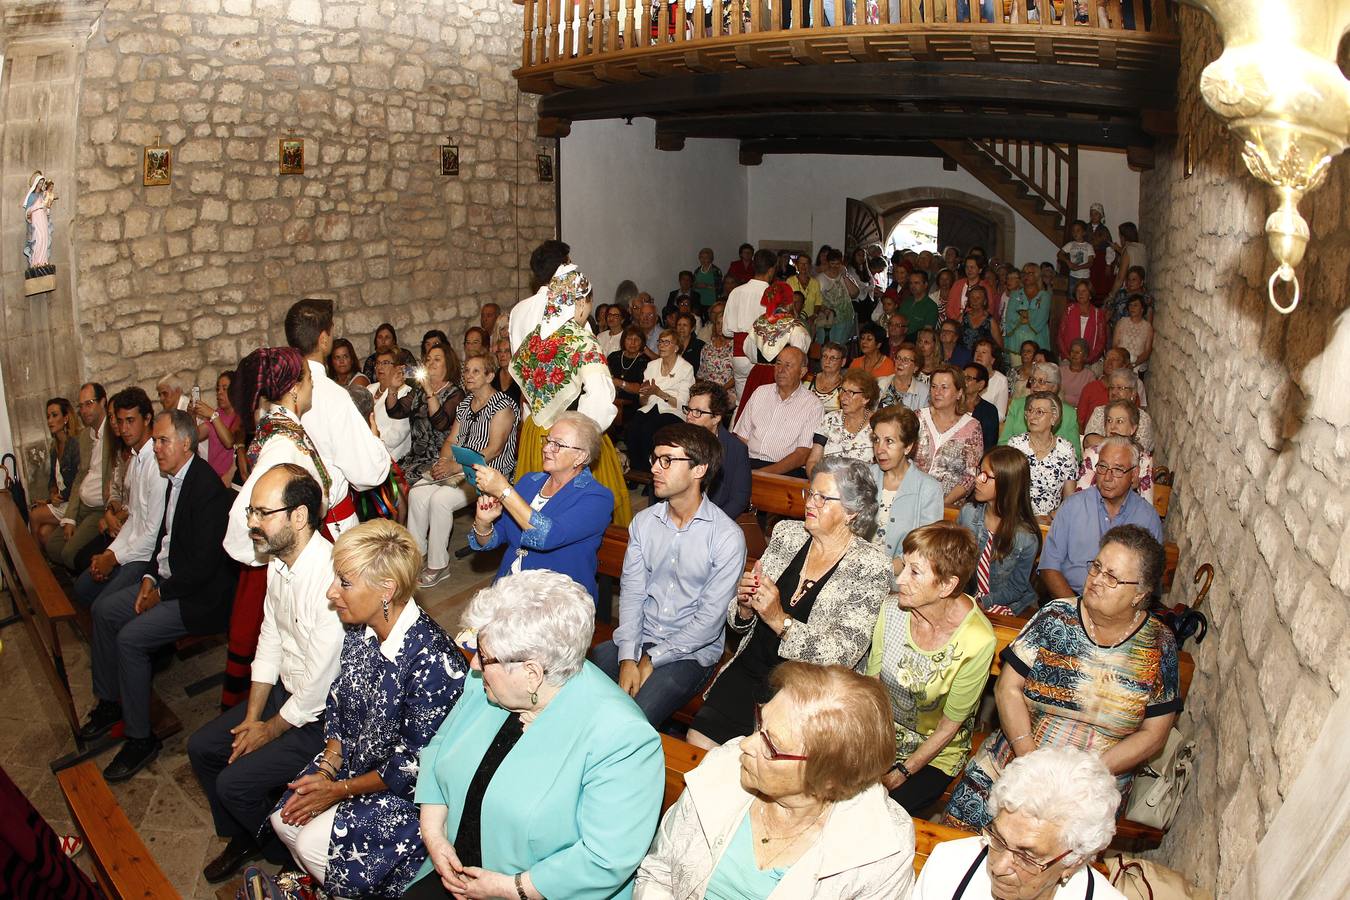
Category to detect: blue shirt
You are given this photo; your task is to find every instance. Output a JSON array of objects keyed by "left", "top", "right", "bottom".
[
  {"left": 614, "top": 494, "right": 746, "bottom": 669},
  {"left": 703, "top": 814, "right": 785, "bottom": 900},
  {"left": 1038, "top": 487, "right": 1163, "bottom": 595}
]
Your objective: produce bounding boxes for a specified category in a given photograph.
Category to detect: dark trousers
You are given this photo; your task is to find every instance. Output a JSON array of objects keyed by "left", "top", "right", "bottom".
[
  {"left": 888, "top": 763, "right": 954, "bottom": 815},
  {"left": 187, "top": 683, "right": 326, "bottom": 851},
  {"left": 590, "top": 640, "right": 713, "bottom": 727}
]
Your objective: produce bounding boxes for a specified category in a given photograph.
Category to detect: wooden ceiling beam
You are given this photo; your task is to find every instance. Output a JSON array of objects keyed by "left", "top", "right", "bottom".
[{"left": 738, "top": 138, "right": 946, "bottom": 158}]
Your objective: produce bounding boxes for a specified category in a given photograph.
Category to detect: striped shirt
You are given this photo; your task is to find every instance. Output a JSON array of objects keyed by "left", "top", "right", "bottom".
[
  {"left": 732, "top": 383, "right": 823, "bottom": 464},
  {"left": 452, "top": 391, "right": 520, "bottom": 475}
]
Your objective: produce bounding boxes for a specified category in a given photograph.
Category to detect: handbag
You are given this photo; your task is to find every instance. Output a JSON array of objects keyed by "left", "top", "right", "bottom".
[
  {"left": 1124, "top": 726, "right": 1194, "bottom": 829},
  {"left": 1104, "top": 854, "right": 1214, "bottom": 900},
  {"left": 2, "top": 453, "right": 29, "bottom": 523}
]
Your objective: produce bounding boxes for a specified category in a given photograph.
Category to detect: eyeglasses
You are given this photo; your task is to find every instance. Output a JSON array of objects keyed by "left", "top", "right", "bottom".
[
  {"left": 649, "top": 453, "right": 692, "bottom": 470},
  {"left": 475, "top": 649, "right": 513, "bottom": 667},
  {"left": 682, "top": 405, "right": 715, "bottom": 419},
  {"left": 753, "top": 704, "right": 809, "bottom": 761},
  {"left": 541, "top": 437, "right": 584, "bottom": 453},
  {"left": 976, "top": 470, "right": 994, "bottom": 484},
  {"left": 244, "top": 504, "right": 297, "bottom": 521},
  {"left": 1028, "top": 378, "right": 1054, "bottom": 388},
  {"left": 801, "top": 488, "right": 842, "bottom": 507},
  {"left": 1087, "top": 559, "right": 1142, "bottom": 589},
  {"left": 839, "top": 388, "right": 865, "bottom": 398},
  {"left": 1093, "top": 463, "right": 1136, "bottom": 478},
  {"left": 982, "top": 826, "right": 1072, "bottom": 876}
]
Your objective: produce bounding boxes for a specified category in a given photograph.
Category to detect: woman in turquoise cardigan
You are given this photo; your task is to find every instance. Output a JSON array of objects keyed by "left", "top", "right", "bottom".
[{"left": 409, "top": 570, "right": 665, "bottom": 900}]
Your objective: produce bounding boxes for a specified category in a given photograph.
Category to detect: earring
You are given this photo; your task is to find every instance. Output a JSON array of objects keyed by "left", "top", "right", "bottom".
[
  {"left": 529, "top": 688, "right": 539, "bottom": 706},
  {"left": 381, "top": 596, "right": 390, "bottom": 620}
]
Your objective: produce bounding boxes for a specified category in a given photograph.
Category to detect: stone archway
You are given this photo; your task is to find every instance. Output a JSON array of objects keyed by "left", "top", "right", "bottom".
[{"left": 859, "top": 187, "right": 1017, "bottom": 262}]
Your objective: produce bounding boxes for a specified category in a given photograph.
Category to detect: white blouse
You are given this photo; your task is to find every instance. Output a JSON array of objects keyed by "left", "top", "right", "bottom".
[{"left": 639, "top": 356, "right": 695, "bottom": 417}]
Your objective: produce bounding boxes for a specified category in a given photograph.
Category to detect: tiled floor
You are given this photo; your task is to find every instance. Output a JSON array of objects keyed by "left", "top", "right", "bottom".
[{"left": 0, "top": 531, "right": 503, "bottom": 899}]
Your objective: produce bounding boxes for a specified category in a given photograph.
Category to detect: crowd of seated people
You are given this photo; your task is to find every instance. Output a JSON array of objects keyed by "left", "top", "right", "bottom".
[{"left": 9, "top": 227, "right": 1191, "bottom": 899}]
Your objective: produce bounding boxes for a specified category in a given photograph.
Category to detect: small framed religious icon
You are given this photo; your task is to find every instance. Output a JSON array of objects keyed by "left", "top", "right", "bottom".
[
  {"left": 537, "top": 153, "right": 554, "bottom": 184},
  {"left": 441, "top": 143, "right": 459, "bottom": 176},
  {"left": 143, "top": 145, "right": 172, "bottom": 186},
  {"left": 279, "top": 138, "right": 305, "bottom": 175},
  {"left": 1182, "top": 133, "right": 1195, "bottom": 180}
]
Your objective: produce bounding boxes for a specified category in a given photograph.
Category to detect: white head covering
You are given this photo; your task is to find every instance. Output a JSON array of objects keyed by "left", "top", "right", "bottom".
[
  {"left": 538, "top": 263, "right": 592, "bottom": 340},
  {"left": 22, "top": 173, "right": 44, "bottom": 209}
]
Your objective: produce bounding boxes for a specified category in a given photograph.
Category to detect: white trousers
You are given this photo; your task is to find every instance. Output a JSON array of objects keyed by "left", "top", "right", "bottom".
[
  {"left": 407, "top": 479, "right": 473, "bottom": 570},
  {"left": 270, "top": 803, "right": 338, "bottom": 885},
  {"left": 731, "top": 356, "right": 753, "bottom": 409}
]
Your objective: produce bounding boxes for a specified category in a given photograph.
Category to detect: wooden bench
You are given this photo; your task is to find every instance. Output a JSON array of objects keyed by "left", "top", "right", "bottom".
[{"left": 56, "top": 761, "right": 175, "bottom": 898}]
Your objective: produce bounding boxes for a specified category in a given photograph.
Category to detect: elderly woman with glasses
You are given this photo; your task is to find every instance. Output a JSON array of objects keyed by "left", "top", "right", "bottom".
[
  {"left": 944, "top": 525, "right": 1180, "bottom": 832},
  {"left": 998, "top": 362, "right": 1082, "bottom": 459},
  {"left": 409, "top": 571, "right": 664, "bottom": 900},
  {"left": 268, "top": 521, "right": 467, "bottom": 899},
  {"left": 637, "top": 663, "right": 916, "bottom": 898},
  {"left": 918, "top": 748, "right": 1128, "bottom": 899},
  {"left": 806, "top": 370, "right": 880, "bottom": 477},
  {"left": 684, "top": 380, "right": 750, "bottom": 519},
  {"left": 624, "top": 327, "right": 696, "bottom": 474},
  {"left": 468, "top": 411, "right": 613, "bottom": 601},
  {"left": 687, "top": 456, "right": 891, "bottom": 750}
]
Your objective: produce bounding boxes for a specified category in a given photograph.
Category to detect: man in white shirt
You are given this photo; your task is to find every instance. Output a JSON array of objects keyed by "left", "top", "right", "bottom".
[
  {"left": 188, "top": 465, "right": 344, "bottom": 882},
  {"left": 156, "top": 373, "right": 191, "bottom": 413},
  {"left": 508, "top": 240, "right": 571, "bottom": 353},
  {"left": 731, "top": 347, "right": 824, "bottom": 478},
  {"left": 285, "top": 299, "right": 391, "bottom": 541},
  {"left": 46, "top": 382, "right": 110, "bottom": 571},
  {"left": 75, "top": 387, "right": 162, "bottom": 607},
  {"left": 722, "top": 248, "right": 778, "bottom": 405}
]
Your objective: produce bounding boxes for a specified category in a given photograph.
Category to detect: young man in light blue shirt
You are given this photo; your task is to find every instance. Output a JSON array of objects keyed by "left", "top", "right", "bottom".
[{"left": 592, "top": 422, "right": 746, "bottom": 725}]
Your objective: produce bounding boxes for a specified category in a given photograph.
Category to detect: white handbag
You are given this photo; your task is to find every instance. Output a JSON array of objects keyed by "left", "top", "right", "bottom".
[{"left": 1124, "top": 727, "right": 1194, "bottom": 829}]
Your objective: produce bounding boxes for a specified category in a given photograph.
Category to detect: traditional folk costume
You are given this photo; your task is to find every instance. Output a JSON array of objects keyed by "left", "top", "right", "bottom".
[{"left": 733, "top": 282, "right": 813, "bottom": 422}]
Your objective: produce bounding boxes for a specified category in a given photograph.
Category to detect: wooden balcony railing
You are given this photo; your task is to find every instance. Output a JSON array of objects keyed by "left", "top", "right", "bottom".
[{"left": 517, "top": 0, "right": 1177, "bottom": 80}]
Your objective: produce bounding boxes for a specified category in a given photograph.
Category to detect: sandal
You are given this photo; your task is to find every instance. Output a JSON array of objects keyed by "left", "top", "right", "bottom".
[
  {"left": 59, "top": 834, "right": 84, "bottom": 858},
  {"left": 417, "top": 567, "right": 450, "bottom": 588}
]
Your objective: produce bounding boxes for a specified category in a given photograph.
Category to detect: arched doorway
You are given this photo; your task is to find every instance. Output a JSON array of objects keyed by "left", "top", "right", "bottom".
[{"left": 858, "top": 187, "right": 1016, "bottom": 262}]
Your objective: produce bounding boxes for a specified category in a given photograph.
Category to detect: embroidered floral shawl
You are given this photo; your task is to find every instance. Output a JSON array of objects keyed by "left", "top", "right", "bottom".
[
  {"left": 247, "top": 412, "right": 332, "bottom": 495},
  {"left": 510, "top": 319, "right": 608, "bottom": 428}
]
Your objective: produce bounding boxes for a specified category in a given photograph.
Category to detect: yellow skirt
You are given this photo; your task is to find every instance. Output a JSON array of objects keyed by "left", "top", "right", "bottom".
[{"left": 515, "top": 415, "right": 633, "bottom": 528}]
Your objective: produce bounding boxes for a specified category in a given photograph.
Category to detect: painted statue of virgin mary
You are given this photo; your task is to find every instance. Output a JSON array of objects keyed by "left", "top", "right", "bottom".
[{"left": 23, "top": 171, "right": 57, "bottom": 272}]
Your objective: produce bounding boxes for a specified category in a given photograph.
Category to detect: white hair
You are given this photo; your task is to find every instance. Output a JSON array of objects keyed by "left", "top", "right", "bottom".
[
  {"left": 1106, "top": 367, "right": 1139, "bottom": 393},
  {"left": 551, "top": 410, "right": 602, "bottom": 466},
  {"left": 987, "top": 747, "right": 1120, "bottom": 864},
  {"left": 812, "top": 455, "right": 879, "bottom": 540},
  {"left": 1097, "top": 434, "right": 1141, "bottom": 468},
  {"left": 157, "top": 372, "right": 185, "bottom": 391},
  {"left": 1031, "top": 362, "right": 1061, "bottom": 387},
  {"left": 462, "top": 570, "right": 594, "bottom": 684}
]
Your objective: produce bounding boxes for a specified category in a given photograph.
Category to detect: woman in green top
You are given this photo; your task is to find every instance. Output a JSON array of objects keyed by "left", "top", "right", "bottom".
[{"left": 866, "top": 521, "right": 996, "bottom": 815}]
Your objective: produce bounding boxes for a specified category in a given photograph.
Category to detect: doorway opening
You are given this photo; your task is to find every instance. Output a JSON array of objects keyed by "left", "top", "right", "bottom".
[{"left": 885, "top": 207, "right": 938, "bottom": 257}]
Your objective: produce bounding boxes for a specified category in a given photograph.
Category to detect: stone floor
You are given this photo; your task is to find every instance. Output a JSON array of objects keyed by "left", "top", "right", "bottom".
[{"left": 0, "top": 523, "right": 504, "bottom": 900}]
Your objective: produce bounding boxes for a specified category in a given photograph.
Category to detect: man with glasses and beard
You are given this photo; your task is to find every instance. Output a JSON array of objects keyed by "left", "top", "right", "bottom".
[
  {"left": 188, "top": 465, "right": 345, "bottom": 884},
  {"left": 591, "top": 423, "right": 745, "bottom": 725}
]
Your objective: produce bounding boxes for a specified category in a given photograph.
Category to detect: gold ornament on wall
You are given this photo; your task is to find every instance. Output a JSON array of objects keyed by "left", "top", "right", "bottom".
[{"left": 1179, "top": 0, "right": 1350, "bottom": 314}]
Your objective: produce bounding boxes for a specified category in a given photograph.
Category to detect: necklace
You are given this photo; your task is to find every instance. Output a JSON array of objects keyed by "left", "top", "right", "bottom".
[
  {"left": 1082, "top": 603, "right": 1144, "bottom": 648},
  {"left": 754, "top": 800, "right": 828, "bottom": 852},
  {"left": 789, "top": 539, "right": 849, "bottom": 607}
]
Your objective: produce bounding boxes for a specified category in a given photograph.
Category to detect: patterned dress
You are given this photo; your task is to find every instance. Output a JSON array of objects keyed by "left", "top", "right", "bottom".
[
  {"left": 274, "top": 607, "right": 467, "bottom": 898},
  {"left": 943, "top": 599, "right": 1181, "bottom": 831},
  {"left": 1007, "top": 433, "right": 1079, "bottom": 518},
  {"left": 913, "top": 409, "right": 983, "bottom": 498},
  {"left": 812, "top": 410, "right": 874, "bottom": 465},
  {"left": 697, "top": 339, "right": 734, "bottom": 391}
]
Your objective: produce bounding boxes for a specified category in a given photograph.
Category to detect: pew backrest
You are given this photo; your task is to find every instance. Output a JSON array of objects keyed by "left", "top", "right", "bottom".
[{"left": 57, "top": 761, "right": 176, "bottom": 899}]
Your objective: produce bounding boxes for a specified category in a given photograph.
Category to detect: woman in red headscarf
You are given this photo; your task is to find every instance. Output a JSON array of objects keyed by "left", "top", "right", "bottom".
[{"left": 733, "top": 281, "right": 813, "bottom": 419}]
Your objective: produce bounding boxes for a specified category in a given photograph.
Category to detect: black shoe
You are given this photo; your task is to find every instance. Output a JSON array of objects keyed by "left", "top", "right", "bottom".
[
  {"left": 102, "top": 735, "right": 161, "bottom": 783},
  {"left": 76, "top": 700, "right": 123, "bottom": 742},
  {"left": 204, "top": 835, "right": 263, "bottom": 884},
  {"left": 454, "top": 544, "right": 474, "bottom": 559}
]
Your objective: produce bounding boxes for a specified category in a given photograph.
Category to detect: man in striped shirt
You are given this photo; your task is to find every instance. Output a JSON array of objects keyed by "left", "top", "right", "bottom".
[{"left": 731, "top": 346, "right": 823, "bottom": 478}]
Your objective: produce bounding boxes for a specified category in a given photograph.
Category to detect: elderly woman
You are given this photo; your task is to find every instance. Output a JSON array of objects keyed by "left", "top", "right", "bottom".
[
  {"left": 409, "top": 571, "right": 664, "bottom": 900},
  {"left": 637, "top": 663, "right": 916, "bottom": 898},
  {"left": 1077, "top": 401, "right": 1154, "bottom": 506},
  {"left": 915, "top": 365, "right": 984, "bottom": 507},
  {"left": 687, "top": 456, "right": 891, "bottom": 749},
  {"left": 610, "top": 325, "right": 650, "bottom": 411},
  {"left": 850, "top": 323, "right": 896, "bottom": 390},
  {"left": 1002, "top": 267, "right": 1051, "bottom": 358},
  {"left": 1007, "top": 392, "right": 1079, "bottom": 521},
  {"left": 384, "top": 343, "right": 464, "bottom": 484},
  {"left": 1057, "top": 282, "right": 1107, "bottom": 365},
  {"left": 869, "top": 405, "right": 943, "bottom": 571},
  {"left": 27, "top": 397, "right": 80, "bottom": 544},
  {"left": 1058, "top": 339, "right": 1095, "bottom": 409},
  {"left": 808, "top": 342, "right": 848, "bottom": 413},
  {"left": 998, "top": 363, "right": 1082, "bottom": 458},
  {"left": 267, "top": 521, "right": 467, "bottom": 898},
  {"left": 958, "top": 447, "right": 1042, "bottom": 616},
  {"left": 807, "top": 370, "right": 879, "bottom": 477},
  {"left": 917, "top": 748, "right": 1127, "bottom": 899},
  {"left": 625, "top": 328, "right": 696, "bottom": 472},
  {"left": 1081, "top": 368, "right": 1154, "bottom": 454},
  {"left": 468, "top": 411, "right": 613, "bottom": 600},
  {"left": 937, "top": 321, "right": 974, "bottom": 369},
  {"left": 944, "top": 525, "right": 1180, "bottom": 831},
  {"left": 881, "top": 342, "right": 929, "bottom": 412},
  {"left": 867, "top": 523, "right": 996, "bottom": 814},
  {"left": 407, "top": 352, "right": 520, "bottom": 588},
  {"left": 1113, "top": 294, "right": 1153, "bottom": 375},
  {"left": 684, "top": 380, "right": 750, "bottom": 520},
  {"left": 697, "top": 301, "right": 736, "bottom": 400}
]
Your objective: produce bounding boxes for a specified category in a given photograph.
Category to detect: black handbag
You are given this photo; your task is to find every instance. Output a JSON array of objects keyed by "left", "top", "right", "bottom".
[{"left": 1, "top": 453, "right": 28, "bottom": 523}]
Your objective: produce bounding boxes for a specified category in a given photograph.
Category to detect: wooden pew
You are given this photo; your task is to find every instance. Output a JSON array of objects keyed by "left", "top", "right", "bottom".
[
  {"left": 749, "top": 470, "right": 807, "bottom": 519},
  {"left": 57, "top": 761, "right": 175, "bottom": 898}
]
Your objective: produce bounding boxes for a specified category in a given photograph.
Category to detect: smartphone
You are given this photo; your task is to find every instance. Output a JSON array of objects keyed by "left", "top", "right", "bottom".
[{"left": 191, "top": 386, "right": 201, "bottom": 406}]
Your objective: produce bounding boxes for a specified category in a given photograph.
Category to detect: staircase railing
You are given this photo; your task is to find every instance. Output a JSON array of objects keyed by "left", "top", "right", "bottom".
[{"left": 970, "top": 139, "right": 1078, "bottom": 233}]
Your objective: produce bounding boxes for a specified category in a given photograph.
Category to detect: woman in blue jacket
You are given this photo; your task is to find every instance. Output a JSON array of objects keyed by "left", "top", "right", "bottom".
[
  {"left": 956, "top": 446, "right": 1042, "bottom": 616},
  {"left": 468, "top": 411, "right": 614, "bottom": 600},
  {"left": 410, "top": 570, "right": 664, "bottom": 900},
  {"left": 869, "top": 405, "right": 945, "bottom": 579}
]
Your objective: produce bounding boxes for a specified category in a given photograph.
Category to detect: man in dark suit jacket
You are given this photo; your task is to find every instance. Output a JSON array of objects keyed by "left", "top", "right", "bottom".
[{"left": 78, "top": 409, "right": 238, "bottom": 782}]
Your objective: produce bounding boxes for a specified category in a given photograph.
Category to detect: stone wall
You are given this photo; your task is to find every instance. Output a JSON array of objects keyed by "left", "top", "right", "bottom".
[
  {"left": 1, "top": 0, "right": 555, "bottom": 482},
  {"left": 1141, "top": 11, "right": 1349, "bottom": 895}
]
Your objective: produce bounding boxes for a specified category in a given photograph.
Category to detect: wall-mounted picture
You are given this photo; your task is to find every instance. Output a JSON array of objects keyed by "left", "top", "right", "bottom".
[
  {"left": 1182, "top": 133, "right": 1195, "bottom": 180},
  {"left": 441, "top": 144, "right": 459, "bottom": 176},
  {"left": 279, "top": 138, "right": 305, "bottom": 175},
  {"left": 143, "top": 146, "right": 171, "bottom": 186},
  {"left": 537, "top": 153, "right": 554, "bottom": 184}
]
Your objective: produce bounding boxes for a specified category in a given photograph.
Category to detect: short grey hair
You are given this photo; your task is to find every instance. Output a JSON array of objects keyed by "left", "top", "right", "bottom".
[
  {"left": 1106, "top": 367, "right": 1139, "bottom": 393},
  {"left": 1097, "top": 434, "right": 1141, "bottom": 468},
  {"left": 156, "top": 409, "right": 198, "bottom": 450},
  {"left": 812, "top": 455, "right": 878, "bottom": 540},
  {"left": 551, "top": 411, "right": 601, "bottom": 467},
  {"left": 988, "top": 747, "right": 1120, "bottom": 865},
  {"left": 157, "top": 372, "right": 185, "bottom": 391},
  {"left": 462, "top": 570, "right": 594, "bottom": 684},
  {"left": 1031, "top": 362, "right": 1061, "bottom": 387}
]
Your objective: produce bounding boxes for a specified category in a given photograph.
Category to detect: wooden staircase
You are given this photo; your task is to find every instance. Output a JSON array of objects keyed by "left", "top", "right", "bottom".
[{"left": 934, "top": 139, "right": 1078, "bottom": 246}]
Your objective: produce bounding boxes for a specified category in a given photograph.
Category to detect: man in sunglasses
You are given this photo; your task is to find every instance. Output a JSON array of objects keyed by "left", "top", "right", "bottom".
[{"left": 591, "top": 423, "right": 746, "bottom": 726}]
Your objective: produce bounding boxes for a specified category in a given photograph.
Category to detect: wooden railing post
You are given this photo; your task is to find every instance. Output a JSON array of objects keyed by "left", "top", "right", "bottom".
[{"left": 522, "top": 0, "right": 535, "bottom": 67}]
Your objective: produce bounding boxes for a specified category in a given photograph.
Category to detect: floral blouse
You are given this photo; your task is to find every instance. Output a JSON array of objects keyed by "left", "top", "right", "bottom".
[
  {"left": 913, "top": 409, "right": 982, "bottom": 498},
  {"left": 698, "top": 338, "right": 734, "bottom": 388},
  {"left": 812, "top": 410, "right": 874, "bottom": 464},
  {"left": 1007, "top": 433, "right": 1079, "bottom": 518}
]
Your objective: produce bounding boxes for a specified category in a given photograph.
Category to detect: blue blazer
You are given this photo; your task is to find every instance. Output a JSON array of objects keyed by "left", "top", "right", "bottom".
[
  {"left": 871, "top": 462, "right": 945, "bottom": 561},
  {"left": 413, "top": 662, "right": 664, "bottom": 899},
  {"left": 469, "top": 468, "right": 614, "bottom": 599},
  {"left": 957, "top": 502, "right": 1042, "bottom": 615}
]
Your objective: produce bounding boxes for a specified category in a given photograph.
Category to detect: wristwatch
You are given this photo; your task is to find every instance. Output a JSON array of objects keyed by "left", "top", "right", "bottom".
[
  {"left": 499, "top": 485, "right": 515, "bottom": 501},
  {"left": 779, "top": 615, "right": 795, "bottom": 637}
]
